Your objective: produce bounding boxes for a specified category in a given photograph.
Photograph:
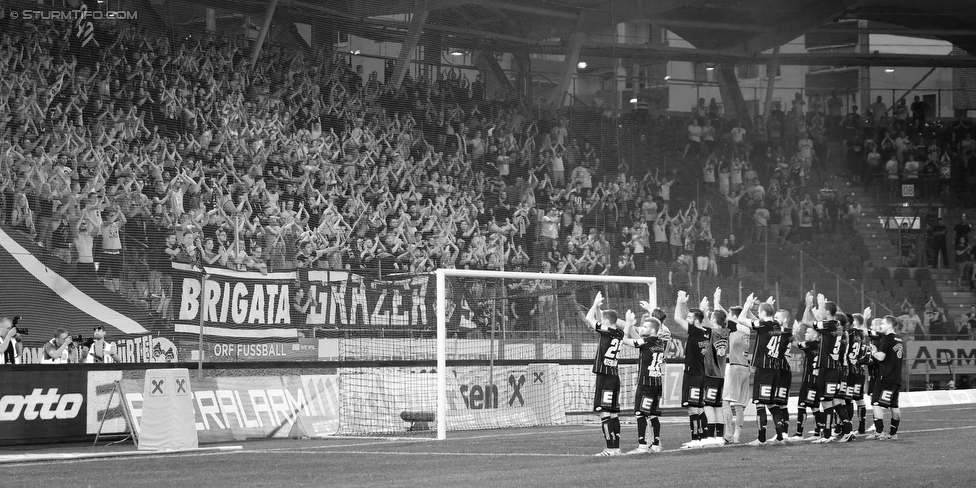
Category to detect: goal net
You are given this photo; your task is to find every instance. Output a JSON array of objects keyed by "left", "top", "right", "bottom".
[{"left": 336, "top": 269, "right": 657, "bottom": 439}]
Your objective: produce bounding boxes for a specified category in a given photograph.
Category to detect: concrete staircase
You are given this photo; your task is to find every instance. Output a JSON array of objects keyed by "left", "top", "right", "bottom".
[
  {"left": 926, "top": 267, "right": 973, "bottom": 329},
  {"left": 838, "top": 182, "right": 901, "bottom": 266}
]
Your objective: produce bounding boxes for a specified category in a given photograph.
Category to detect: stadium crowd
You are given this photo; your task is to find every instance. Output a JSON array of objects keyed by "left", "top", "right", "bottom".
[
  {"left": 0, "top": 12, "right": 971, "bottom": 335},
  {"left": 0, "top": 15, "right": 717, "bottom": 321}
]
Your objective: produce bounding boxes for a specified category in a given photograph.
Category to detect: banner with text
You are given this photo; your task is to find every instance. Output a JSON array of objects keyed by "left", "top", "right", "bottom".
[
  {"left": 0, "top": 369, "right": 89, "bottom": 442},
  {"left": 170, "top": 265, "right": 447, "bottom": 340},
  {"left": 907, "top": 340, "right": 976, "bottom": 375},
  {"left": 88, "top": 373, "right": 340, "bottom": 443}
]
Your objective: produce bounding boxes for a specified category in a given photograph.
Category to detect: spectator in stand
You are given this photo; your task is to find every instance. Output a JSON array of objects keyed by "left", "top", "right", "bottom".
[
  {"left": 869, "top": 96, "right": 888, "bottom": 136},
  {"left": 827, "top": 91, "right": 844, "bottom": 135},
  {"left": 753, "top": 201, "right": 769, "bottom": 244},
  {"left": 898, "top": 300, "right": 926, "bottom": 338},
  {"left": 730, "top": 120, "right": 748, "bottom": 160},
  {"left": 893, "top": 99, "right": 909, "bottom": 131},
  {"left": 955, "top": 213, "right": 972, "bottom": 245},
  {"left": 957, "top": 236, "right": 975, "bottom": 291},
  {"left": 960, "top": 306, "right": 976, "bottom": 340},
  {"left": 614, "top": 247, "right": 635, "bottom": 298},
  {"left": 911, "top": 96, "right": 929, "bottom": 132},
  {"left": 928, "top": 217, "right": 948, "bottom": 268},
  {"left": 682, "top": 117, "right": 704, "bottom": 159},
  {"left": 668, "top": 253, "right": 693, "bottom": 290},
  {"left": 922, "top": 297, "right": 950, "bottom": 339}
]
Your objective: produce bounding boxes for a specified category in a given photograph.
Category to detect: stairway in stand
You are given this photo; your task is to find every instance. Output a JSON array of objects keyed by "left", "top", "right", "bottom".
[{"left": 927, "top": 267, "right": 973, "bottom": 330}]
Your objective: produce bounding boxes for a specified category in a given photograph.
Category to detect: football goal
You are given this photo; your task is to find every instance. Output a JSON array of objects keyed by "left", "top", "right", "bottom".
[{"left": 335, "top": 269, "right": 657, "bottom": 439}]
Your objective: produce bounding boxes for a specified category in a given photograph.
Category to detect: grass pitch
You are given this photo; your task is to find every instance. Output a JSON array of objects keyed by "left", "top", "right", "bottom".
[{"left": 2, "top": 404, "right": 974, "bottom": 488}]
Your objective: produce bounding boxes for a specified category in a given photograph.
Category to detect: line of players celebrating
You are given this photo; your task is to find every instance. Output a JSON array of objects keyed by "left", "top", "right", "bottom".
[{"left": 585, "top": 287, "right": 905, "bottom": 456}]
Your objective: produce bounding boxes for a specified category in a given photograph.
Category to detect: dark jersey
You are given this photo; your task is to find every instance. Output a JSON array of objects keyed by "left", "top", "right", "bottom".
[
  {"left": 800, "top": 340, "right": 821, "bottom": 383},
  {"left": 777, "top": 328, "right": 794, "bottom": 371},
  {"left": 684, "top": 323, "right": 710, "bottom": 376},
  {"left": 592, "top": 322, "right": 624, "bottom": 375},
  {"left": 847, "top": 329, "right": 870, "bottom": 374},
  {"left": 877, "top": 333, "right": 904, "bottom": 380},
  {"left": 751, "top": 320, "right": 783, "bottom": 370},
  {"left": 705, "top": 327, "right": 730, "bottom": 378},
  {"left": 867, "top": 330, "right": 883, "bottom": 377},
  {"left": 635, "top": 331, "right": 671, "bottom": 385},
  {"left": 816, "top": 320, "right": 845, "bottom": 371}
]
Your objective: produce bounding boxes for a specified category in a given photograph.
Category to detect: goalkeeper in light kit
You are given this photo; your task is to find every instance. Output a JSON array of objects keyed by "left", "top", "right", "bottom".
[
  {"left": 585, "top": 291, "right": 625, "bottom": 456},
  {"left": 623, "top": 304, "right": 671, "bottom": 454}
]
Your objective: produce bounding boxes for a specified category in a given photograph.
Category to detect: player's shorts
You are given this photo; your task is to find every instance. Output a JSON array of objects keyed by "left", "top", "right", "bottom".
[
  {"left": 593, "top": 373, "right": 621, "bottom": 413},
  {"left": 634, "top": 383, "right": 663, "bottom": 417},
  {"left": 798, "top": 381, "right": 820, "bottom": 407},
  {"left": 774, "top": 369, "right": 792, "bottom": 406},
  {"left": 847, "top": 372, "right": 866, "bottom": 400},
  {"left": 817, "top": 369, "right": 843, "bottom": 401},
  {"left": 836, "top": 372, "right": 853, "bottom": 400},
  {"left": 752, "top": 367, "right": 778, "bottom": 405},
  {"left": 871, "top": 380, "right": 900, "bottom": 408},
  {"left": 722, "top": 364, "right": 752, "bottom": 406},
  {"left": 703, "top": 376, "right": 724, "bottom": 407},
  {"left": 681, "top": 374, "right": 707, "bottom": 408}
]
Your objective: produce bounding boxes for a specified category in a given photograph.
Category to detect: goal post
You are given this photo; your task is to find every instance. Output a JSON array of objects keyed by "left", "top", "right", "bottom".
[{"left": 434, "top": 268, "right": 658, "bottom": 440}]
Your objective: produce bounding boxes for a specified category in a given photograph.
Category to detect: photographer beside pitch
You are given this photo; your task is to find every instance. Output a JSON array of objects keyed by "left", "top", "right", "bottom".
[
  {"left": 42, "top": 328, "right": 75, "bottom": 364},
  {"left": 81, "top": 326, "right": 120, "bottom": 363},
  {"left": 0, "top": 318, "right": 21, "bottom": 364}
]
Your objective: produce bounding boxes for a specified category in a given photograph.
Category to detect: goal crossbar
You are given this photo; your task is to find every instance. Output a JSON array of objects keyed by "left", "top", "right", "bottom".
[{"left": 434, "top": 268, "right": 658, "bottom": 439}]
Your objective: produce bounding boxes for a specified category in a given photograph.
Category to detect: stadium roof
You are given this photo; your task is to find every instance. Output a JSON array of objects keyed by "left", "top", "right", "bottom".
[{"left": 181, "top": 0, "right": 976, "bottom": 67}]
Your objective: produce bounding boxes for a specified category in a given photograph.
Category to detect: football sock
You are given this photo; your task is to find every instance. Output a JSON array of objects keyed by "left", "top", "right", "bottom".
[
  {"left": 857, "top": 406, "right": 867, "bottom": 434},
  {"left": 716, "top": 423, "right": 725, "bottom": 439},
  {"left": 777, "top": 409, "right": 789, "bottom": 440},
  {"left": 823, "top": 407, "right": 839, "bottom": 436},
  {"left": 890, "top": 419, "right": 900, "bottom": 435},
  {"left": 637, "top": 416, "right": 648, "bottom": 445},
  {"left": 836, "top": 406, "right": 852, "bottom": 435},
  {"left": 846, "top": 400, "right": 855, "bottom": 421},
  {"left": 815, "top": 410, "right": 827, "bottom": 437},
  {"left": 651, "top": 417, "right": 661, "bottom": 444},
  {"left": 610, "top": 417, "right": 621, "bottom": 448},
  {"left": 874, "top": 418, "right": 885, "bottom": 434},
  {"left": 704, "top": 423, "right": 715, "bottom": 439},
  {"left": 698, "top": 412, "right": 708, "bottom": 436},
  {"left": 722, "top": 403, "right": 734, "bottom": 437},
  {"left": 757, "top": 408, "right": 768, "bottom": 443},
  {"left": 602, "top": 417, "right": 613, "bottom": 448},
  {"left": 689, "top": 415, "right": 700, "bottom": 441},
  {"left": 734, "top": 405, "right": 745, "bottom": 431},
  {"left": 796, "top": 407, "right": 807, "bottom": 435},
  {"left": 769, "top": 408, "right": 783, "bottom": 440}
]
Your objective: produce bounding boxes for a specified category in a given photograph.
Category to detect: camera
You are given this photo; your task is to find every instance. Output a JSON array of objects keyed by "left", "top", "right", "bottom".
[
  {"left": 10, "top": 316, "right": 26, "bottom": 335},
  {"left": 72, "top": 334, "right": 84, "bottom": 343}
]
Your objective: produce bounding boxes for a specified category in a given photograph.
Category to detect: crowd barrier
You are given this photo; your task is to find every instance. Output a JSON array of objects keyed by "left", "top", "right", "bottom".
[{"left": 6, "top": 360, "right": 973, "bottom": 445}]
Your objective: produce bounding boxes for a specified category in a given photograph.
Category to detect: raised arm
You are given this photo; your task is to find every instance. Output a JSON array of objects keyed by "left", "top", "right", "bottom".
[
  {"left": 584, "top": 291, "right": 604, "bottom": 330},
  {"left": 673, "top": 290, "right": 690, "bottom": 332}
]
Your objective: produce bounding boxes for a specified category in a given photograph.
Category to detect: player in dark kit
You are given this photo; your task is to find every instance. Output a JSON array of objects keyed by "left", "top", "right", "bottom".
[
  {"left": 807, "top": 294, "right": 854, "bottom": 443},
  {"left": 673, "top": 290, "right": 712, "bottom": 449},
  {"left": 736, "top": 293, "right": 792, "bottom": 445},
  {"left": 847, "top": 309, "right": 873, "bottom": 436},
  {"left": 870, "top": 315, "right": 904, "bottom": 441},
  {"left": 864, "top": 317, "right": 885, "bottom": 438},
  {"left": 623, "top": 308, "right": 671, "bottom": 454},
  {"left": 585, "top": 291, "right": 625, "bottom": 456},
  {"left": 794, "top": 316, "right": 822, "bottom": 440},
  {"left": 700, "top": 289, "right": 731, "bottom": 448}
]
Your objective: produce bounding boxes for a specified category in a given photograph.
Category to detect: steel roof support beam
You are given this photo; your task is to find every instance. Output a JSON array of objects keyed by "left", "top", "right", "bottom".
[{"left": 390, "top": 1, "right": 430, "bottom": 88}]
